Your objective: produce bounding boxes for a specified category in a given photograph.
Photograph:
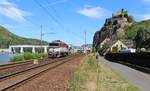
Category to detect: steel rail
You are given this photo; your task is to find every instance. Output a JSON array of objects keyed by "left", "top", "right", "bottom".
[{"left": 0, "top": 55, "right": 79, "bottom": 91}]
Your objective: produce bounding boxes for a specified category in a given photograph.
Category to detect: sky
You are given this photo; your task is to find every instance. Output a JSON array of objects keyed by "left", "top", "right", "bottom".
[{"left": 0, "top": 0, "right": 150, "bottom": 46}]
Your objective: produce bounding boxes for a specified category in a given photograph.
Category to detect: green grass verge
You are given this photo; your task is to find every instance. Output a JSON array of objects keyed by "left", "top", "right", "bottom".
[{"left": 69, "top": 54, "right": 140, "bottom": 91}]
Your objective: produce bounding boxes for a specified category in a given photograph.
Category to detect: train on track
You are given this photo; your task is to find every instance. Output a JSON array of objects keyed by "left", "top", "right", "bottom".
[{"left": 48, "top": 40, "right": 69, "bottom": 58}]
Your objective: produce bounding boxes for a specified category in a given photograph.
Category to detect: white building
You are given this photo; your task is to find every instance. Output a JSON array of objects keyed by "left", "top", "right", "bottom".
[{"left": 100, "top": 39, "right": 135, "bottom": 53}]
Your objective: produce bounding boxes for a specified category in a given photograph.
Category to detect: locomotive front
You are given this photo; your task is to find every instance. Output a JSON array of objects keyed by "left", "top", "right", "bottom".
[{"left": 48, "top": 40, "right": 69, "bottom": 58}]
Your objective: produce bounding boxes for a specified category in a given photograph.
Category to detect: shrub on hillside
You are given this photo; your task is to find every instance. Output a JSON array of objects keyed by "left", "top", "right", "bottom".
[{"left": 98, "top": 43, "right": 109, "bottom": 56}]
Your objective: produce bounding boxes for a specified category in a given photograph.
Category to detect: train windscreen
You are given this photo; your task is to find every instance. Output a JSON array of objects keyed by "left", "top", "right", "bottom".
[{"left": 49, "top": 43, "right": 59, "bottom": 46}]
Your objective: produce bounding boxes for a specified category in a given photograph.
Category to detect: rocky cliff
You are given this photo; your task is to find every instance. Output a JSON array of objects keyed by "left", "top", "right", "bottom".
[{"left": 93, "top": 9, "right": 133, "bottom": 50}]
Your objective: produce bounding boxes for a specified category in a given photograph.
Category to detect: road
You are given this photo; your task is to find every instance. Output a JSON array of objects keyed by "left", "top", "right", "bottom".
[{"left": 98, "top": 56, "right": 150, "bottom": 91}]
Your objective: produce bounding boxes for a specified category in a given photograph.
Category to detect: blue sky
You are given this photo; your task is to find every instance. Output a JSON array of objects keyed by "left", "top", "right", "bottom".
[{"left": 0, "top": 0, "right": 150, "bottom": 45}]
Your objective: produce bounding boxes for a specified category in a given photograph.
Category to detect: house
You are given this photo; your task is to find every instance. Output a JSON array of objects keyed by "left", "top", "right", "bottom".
[
  {"left": 81, "top": 44, "right": 92, "bottom": 53},
  {"left": 68, "top": 45, "right": 83, "bottom": 54},
  {"left": 100, "top": 39, "right": 135, "bottom": 52},
  {"left": 110, "top": 40, "right": 128, "bottom": 51}
]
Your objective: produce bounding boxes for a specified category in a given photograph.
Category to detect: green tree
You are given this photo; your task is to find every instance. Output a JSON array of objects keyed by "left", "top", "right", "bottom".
[
  {"left": 98, "top": 43, "right": 109, "bottom": 56},
  {"left": 127, "top": 15, "right": 134, "bottom": 23},
  {"left": 112, "top": 45, "right": 118, "bottom": 53},
  {"left": 135, "top": 28, "right": 144, "bottom": 49}
]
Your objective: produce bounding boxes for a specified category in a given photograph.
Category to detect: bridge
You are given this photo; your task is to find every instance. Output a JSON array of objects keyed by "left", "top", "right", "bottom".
[{"left": 9, "top": 45, "right": 49, "bottom": 53}]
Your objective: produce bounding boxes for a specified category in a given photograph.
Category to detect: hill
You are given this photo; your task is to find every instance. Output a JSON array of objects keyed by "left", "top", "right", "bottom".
[
  {"left": 93, "top": 9, "right": 150, "bottom": 51},
  {"left": 124, "top": 19, "right": 150, "bottom": 39},
  {"left": 93, "top": 9, "right": 134, "bottom": 50},
  {"left": 124, "top": 19, "right": 150, "bottom": 49},
  {"left": 0, "top": 25, "right": 48, "bottom": 48}
]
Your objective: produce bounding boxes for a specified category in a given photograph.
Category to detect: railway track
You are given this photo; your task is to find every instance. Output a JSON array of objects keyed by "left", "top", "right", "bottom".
[
  {"left": 0, "top": 58, "right": 53, "bottom": 70},
  {"left": 0, "top": 58, "right": 52, "bottom": 79},
  {"left": 0, "top": 60, "right": 34, "bottom": 70},
  {"left": 0, "top": 55, "right": 79, "bottom": 91}
]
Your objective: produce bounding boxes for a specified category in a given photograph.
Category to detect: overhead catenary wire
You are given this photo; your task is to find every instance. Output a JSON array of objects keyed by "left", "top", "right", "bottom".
[
  {"left": 46, "top": 0, "right": 67, "bottom": 6},
  {"left": 44, "top": 0, "right": 84, "bottom": 39},
  {"left": 33, "top": 0, "right": 78, "bottom": 38},
  {"left": 33, "top": 0, "right": 85, "bottom": 44},
  {"left": 33, "top": 0, "right": 62, "bottom": 27}
]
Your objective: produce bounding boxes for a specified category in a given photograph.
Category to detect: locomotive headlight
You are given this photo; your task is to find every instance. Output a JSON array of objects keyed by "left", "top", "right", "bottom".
[{"left": 49, "top": 49, "right": 53, "bottom": 52}]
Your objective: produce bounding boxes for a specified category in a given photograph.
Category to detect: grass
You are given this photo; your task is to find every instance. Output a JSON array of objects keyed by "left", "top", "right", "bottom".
[{"left": 69, "top": 54, "right": 140, "bottom": 91}]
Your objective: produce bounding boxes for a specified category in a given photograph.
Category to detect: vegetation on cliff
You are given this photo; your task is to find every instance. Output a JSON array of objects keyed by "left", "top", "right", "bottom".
[
  {"left": 124, "top": 19, "right": 150, "bottom": 39},
  {"left": 124, "top": 19, "right": 150, "bottom": 49}
]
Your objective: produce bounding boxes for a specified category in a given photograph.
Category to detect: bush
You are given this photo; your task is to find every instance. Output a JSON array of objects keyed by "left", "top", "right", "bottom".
[
  {"left": 23, "top": 52, "right": 35, "bottom": 60},
  {"left": 98, "top": 43, "right": 109, "bottom": 56},
  {"left": 10, "top": 55, "right": 24, "bottom": 62},
  {"left": 112, "top": 46, "right": 118, "bottom": 53},
  {"left": 40, "top": 53, "right": 48, "bottom": 58},
  {"left": 10, "top": 52, "right": 48, "bottom": 62},
  {"left": 33, "top": 53, "right": 41, "bottom": 59},
  {"left": 23, "top": 52, "right": 48, "bottom": 60}
]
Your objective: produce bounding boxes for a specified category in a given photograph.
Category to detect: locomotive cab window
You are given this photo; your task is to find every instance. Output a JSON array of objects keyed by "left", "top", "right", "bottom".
[{"left": 49, "top": 43, "right": 59, "bottom": 46}]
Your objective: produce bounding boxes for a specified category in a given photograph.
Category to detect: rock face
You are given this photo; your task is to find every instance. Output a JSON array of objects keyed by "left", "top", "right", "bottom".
[{"left": 93, "top": 9, "right": 132, "bottom": 51}]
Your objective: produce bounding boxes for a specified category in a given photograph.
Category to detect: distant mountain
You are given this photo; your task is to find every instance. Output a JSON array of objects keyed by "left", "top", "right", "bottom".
[{"left": 0, "top": 25, "right": 48, "bottom": 48}]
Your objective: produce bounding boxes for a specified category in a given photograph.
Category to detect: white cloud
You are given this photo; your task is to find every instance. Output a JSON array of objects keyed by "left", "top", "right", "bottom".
[
  {"left": 135, "top": 13, "right": 150, "bottom": 20},
  {"left": 1, "top": 24, "right": 14, "bottom": 29},
  {"left": 142, "top": 0, "right": 150, "bottom": 6},
  {"left": 140, "top": 14, "right": 150, "bottom": 20},
  {"left": 132, "top": 0, "right": 150, "bottom": 21},
  {"left": 143, "top": 0, "right": 150, "bottom": 3},
  {"left": 77, "top": 6, "right": 110, "bottom": 19},
  {"left": 0, "top": 0, "right": 31, "bottom": 22}
]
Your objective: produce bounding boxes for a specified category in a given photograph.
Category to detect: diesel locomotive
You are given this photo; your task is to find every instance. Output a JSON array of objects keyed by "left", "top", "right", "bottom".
[{"left": 48, "top": 40, "right": 69, "bottom": 58}]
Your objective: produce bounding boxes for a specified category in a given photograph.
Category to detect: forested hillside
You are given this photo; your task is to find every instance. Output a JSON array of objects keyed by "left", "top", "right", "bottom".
[
  {"left": 124, "top": 19, "right": 150, "bottom": 39},
  {"left": 0, "top": 25, "right": 48, "bottom": 48}
]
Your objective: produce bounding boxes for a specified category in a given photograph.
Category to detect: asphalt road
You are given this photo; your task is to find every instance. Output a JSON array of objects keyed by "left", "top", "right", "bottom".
[{"left": 98, "top": 56, "right": 150, "bottom": 91}]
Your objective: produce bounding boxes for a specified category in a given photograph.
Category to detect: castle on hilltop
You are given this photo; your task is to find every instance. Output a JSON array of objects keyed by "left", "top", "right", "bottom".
[
  {"left": 93, "top": 9, "right": 134, "bottom": 52},
  {"left": 112, "top": 9, "right": 128, "bottom": 18}
]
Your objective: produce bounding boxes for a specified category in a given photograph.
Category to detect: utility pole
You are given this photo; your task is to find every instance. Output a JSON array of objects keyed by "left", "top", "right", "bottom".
[
  {"left": 40, "top": 25, "right": 43, "bottom": 53},
  {"left": 40, "top": 25, "right": 55, "bottom": 53},
  {"left": 84, "top": 31, "right": 87, "bottom": 54}
]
